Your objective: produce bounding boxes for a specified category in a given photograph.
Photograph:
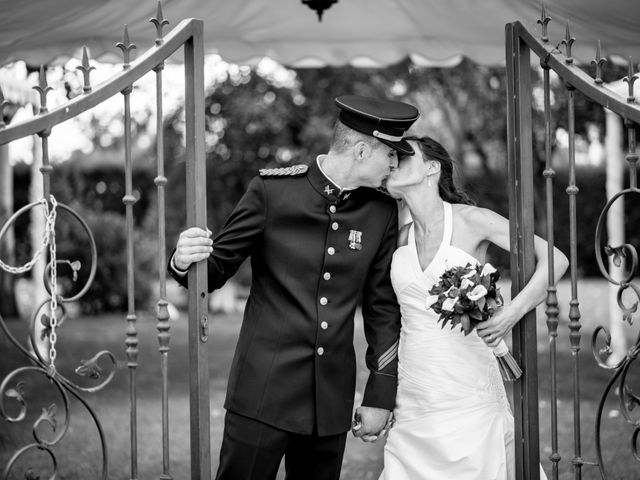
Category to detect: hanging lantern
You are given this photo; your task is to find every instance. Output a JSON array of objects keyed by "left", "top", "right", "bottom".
[{"left": 301, "top": 0, "right": 338, "bottom": 22}]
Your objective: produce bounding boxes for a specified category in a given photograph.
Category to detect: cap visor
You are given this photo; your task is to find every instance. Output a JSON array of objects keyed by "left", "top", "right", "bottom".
[{"left": 378, "top": 138, "right": 414, "bottom": 156}]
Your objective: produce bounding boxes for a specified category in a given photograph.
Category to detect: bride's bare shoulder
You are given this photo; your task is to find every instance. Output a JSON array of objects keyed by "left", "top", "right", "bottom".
[
  {"left": 397, "top": 222, "right": 412, "bottom": 247},
  {"left": 452, "top": 203, "right": 505, "bottom": 232}
]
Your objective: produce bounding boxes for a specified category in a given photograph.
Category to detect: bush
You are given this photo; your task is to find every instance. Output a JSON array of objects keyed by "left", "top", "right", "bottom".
[{"left": 54, "top": 206, "right": 158, "bottom": 314}]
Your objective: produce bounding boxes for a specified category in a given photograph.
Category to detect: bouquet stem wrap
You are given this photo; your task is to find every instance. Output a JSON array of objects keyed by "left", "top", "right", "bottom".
[{"left": 491, "top": 339, "right": 522, "bottom": 381}]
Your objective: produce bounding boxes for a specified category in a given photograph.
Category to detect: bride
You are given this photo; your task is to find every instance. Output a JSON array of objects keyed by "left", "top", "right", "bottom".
[{"left": 379, "top": 136, "right": 568, "bottom": 479}]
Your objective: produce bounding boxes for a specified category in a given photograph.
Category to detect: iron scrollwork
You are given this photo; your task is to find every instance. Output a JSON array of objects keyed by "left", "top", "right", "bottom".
[
  {"left": 593, "top": 188, "right": 640, "bottom": 477},
  {"left": 0, "top": 199, "right": 115, "bottom": 480}
]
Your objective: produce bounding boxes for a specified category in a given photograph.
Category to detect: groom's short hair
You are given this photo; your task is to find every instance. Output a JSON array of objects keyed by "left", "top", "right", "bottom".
[{"left": 329, "top": 119, "right": 379, "bottom": 154}]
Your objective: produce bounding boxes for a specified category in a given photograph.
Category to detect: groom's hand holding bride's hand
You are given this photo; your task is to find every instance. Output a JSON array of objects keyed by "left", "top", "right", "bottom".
[{"left": 351, "top": 406, "right": 394, "bottom": 443}]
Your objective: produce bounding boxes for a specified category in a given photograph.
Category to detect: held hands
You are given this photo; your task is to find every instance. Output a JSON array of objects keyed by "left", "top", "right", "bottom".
[
  {"left": 173, "top": 227, "right": 213, "bottom": 271},
  {"left": 476, "top": 304, "right": 519, "bottom": 348},
  {"left": 351, "top": 406, "right": 395, "bottom": 443}
]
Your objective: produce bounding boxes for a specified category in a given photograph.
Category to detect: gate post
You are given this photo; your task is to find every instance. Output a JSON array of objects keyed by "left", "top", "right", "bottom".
[
  {"left": 505, "top": 22, "right": 540, "bottom": 480},
  {"left": 0, "top": 141, "right": 17, "bottom": 317},
  {"left": 184, "top": 20, "right": 211, "bottom": 480}
]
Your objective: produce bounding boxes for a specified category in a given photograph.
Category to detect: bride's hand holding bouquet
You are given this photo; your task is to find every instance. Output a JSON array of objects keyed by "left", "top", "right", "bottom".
[
  {"left": 425, "top": 262, "right": 523, "bottom": 381},
  {"left": 475, "top": 298, "right": 520, "bottom": 349}
]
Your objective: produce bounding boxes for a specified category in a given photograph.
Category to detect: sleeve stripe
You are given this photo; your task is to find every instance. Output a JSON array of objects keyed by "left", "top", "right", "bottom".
[
  {"left": 377, "top": 340, "right": 399, "bottom": 370},
  {"left": 378, "top": 340, "right": 399, "bottom": 364},
  {"left": 378, "top": 350, "right": 398, "bottom": 371},
  {"left": 378, "top": 343, "right": 398, "bottom": 365}
]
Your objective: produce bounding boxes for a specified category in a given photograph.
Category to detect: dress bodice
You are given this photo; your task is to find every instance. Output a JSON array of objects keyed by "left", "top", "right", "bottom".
[{"left": 391, "top": 202, "right": 480, "bottom": 338}]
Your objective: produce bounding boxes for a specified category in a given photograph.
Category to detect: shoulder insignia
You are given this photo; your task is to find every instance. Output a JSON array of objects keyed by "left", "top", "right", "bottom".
[{"left": 259, "top": 164, "right": 309, "bottom": 177}]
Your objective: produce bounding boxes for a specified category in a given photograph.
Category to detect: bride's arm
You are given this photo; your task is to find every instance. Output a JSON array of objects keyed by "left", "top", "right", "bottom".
[{"left": 469, "top": 207, "right": 569, "bottom": 347}]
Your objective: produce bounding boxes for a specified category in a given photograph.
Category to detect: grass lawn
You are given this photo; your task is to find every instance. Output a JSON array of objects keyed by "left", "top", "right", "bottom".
[{"left": 1, "top": 277, "right": 640, "bottom": 479}]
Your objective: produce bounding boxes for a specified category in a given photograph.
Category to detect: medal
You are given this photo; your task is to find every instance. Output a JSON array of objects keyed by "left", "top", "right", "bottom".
[{"left": 348, "top": 230, "right": 362, "bottom": 250}]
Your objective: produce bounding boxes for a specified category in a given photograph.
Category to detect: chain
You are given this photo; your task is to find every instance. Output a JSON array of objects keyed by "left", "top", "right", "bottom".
[
  {"left": 47, "top": 197, "right": 58, "bottom": 368},
  {"left": 0, "top": 196, "right": 58, "bottom": 369}
]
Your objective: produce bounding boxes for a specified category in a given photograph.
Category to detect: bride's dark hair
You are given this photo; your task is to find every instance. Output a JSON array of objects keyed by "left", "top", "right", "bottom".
[{"left": 405, "top": 135, "right": 475, "bottom": 206}]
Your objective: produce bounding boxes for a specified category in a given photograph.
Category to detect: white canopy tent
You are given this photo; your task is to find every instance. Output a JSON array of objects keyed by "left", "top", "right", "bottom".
[{"left": 0, "top": 0, "right": 639, "bottom": 68}]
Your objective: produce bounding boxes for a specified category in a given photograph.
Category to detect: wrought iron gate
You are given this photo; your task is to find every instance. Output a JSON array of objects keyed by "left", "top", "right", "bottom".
[
  {"left": 0, "top": 6, "right": 210, "bottom": 479},
  {"left": 507, "top": 8, "right": 640, "bottom": 480}
]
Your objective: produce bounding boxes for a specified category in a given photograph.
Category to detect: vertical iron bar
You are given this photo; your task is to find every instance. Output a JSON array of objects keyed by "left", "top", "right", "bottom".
[
  {"left": 154, "top": 58, "right": 173, "bottom": 480},
  {"left": 33, "top": 66, "right": 52, "bottom": 203},
  {"left": 542, "top": 62, "right": 561, "bottom": 480},
  {"left": 0, "top": 140, "right": 16, "bottom": 316},
  {"left": 35, "top": 66, "right": 53, "bottom": 362},
  {"left": 39, "top": 132, "right": 52, "bottom": 200},
  {"left": 626, "top": 120, "right": 638, "bottom": 189},
  {"left": 184, "top": 20, "right": 210, "bottom": 480},
  {"left": 565, "top": 83, "right": 583, "bottom": 480},
  {"left": 0, "top": 93, "right": 15, "bottom": 315},
  {"left": 506, "top": 22, "right": 541, "bottom": 480},
  {"left": 122, "top": 81, "right": 139, "bottom": 480}
]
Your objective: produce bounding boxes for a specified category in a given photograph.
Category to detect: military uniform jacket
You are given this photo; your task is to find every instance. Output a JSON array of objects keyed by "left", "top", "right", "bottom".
[{"left": 170, "top": 159, "right": 401, "bottom": 436}]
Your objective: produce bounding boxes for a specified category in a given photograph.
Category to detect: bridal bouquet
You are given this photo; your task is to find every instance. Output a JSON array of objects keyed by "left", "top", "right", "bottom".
[{"left": 425, "top": 262, "right": 523, "bottom": 381}]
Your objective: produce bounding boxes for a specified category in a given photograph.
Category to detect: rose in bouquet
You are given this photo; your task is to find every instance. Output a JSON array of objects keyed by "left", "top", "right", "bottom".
[{"left": 425, "top": 262, "right": 522, "bottom": 381}]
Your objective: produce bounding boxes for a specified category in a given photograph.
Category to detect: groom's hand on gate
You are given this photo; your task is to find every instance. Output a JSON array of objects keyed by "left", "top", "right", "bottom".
[
  {"left": 351, "top": 406, "right": 393, "bottom": 443},
  {"left": 173, "top": 227, "right": 213, "bottom": 271}
]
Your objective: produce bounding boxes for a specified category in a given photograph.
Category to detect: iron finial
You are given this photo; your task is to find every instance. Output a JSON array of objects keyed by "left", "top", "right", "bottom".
[
  {"left": 76, "top": 46, "right": 96, "bottom": 93},
  {"left": 561, "top": 23, "right": 575, "bottom": 64},
  {"left": 150, "top": 1, "right": 170, "bottom": 45},
  {"left": 591, "top": 40, "right": 607, "bottom": 85},
  {"left": 623, "top": 57, "right": 637, "bottom": 103},
  {"left": 537, "top": 3, "right": 551, "bottom": 43},
  {"left": 116, "top": 25, "right": 137, "bottom": 69},
  {"left": 32, "top": 65, "right": 53, "bottom": 113}
]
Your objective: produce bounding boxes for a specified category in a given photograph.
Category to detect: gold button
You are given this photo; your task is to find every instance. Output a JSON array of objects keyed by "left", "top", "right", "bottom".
[
  {"left": 317, "top": 347, "right": 324, "bottom": 356},
  {"left": 321, "top": 321, "right": 328, "bottom": 330},
  {"left": 329, "top": 205, "right": 337, "bottom": 213},
  {"left": 320, "top": 297, "right": 328, "bottom": 305},
  {"left": 323, "top": 272, "right": 331, "bottom": 280},
  {"left": 332, "top": 222, "right": 339, "bottom": 231},
  {"left": 327, "top": 247, "right": 335, "bottom": 255}
]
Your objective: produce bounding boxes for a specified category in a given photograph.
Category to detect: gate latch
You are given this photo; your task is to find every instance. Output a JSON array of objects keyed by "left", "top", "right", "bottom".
[{"left": 200, "top": 315, "right": 209, "bottom": 342}]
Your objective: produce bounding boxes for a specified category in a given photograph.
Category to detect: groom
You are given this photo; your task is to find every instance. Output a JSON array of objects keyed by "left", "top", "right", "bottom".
[{"left": 169, "top": 95, "right": 419, "bottom": 480}]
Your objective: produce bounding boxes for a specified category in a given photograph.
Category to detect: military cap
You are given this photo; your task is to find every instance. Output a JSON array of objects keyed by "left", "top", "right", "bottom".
[{"left": 335, "top": 95, "right": 419, "bottom": 155}]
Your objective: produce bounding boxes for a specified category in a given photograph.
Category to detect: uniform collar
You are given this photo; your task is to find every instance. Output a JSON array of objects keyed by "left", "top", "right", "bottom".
[{"left": 308, "top": 156, "right": 355, "bottom": 203}]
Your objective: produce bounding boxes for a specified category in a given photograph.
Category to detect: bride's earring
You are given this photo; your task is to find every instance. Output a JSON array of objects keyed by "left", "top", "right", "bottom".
[{"left": 427, "top": 175, "right": 432, "bottom": 187}]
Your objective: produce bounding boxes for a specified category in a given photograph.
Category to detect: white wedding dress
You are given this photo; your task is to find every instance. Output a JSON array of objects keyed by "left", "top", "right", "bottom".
[{"left": 380, "top": 202, "right": 519, "bottom": 480}]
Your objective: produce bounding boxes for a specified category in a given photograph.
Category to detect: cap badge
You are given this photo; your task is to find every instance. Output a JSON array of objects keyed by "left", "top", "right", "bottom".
[
  {"left": 324, "top": 185, "right": 335, "bottom": 196},
  {"left": 348, "top": 230, "right": 362, "bottom": 250},
  {"left": 373, "top": 130, "right": 404, "bottom": 142}
]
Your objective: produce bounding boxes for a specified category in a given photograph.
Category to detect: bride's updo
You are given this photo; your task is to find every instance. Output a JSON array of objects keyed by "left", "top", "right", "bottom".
[{"left": 405, "top": 136, "right": 475, "bottom": 206}]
